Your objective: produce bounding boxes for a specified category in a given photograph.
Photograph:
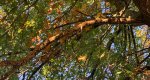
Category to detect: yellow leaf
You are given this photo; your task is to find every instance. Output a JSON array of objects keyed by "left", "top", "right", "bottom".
[
  {"left": 126, "top": 16, "right": 132, "bottom": 21},
  {"left": 100, "top": 53, "right": 105, "bottom": 59},
  {"left": 78, "top": 55, "right": 87, "bottom": 62},
  {"left": 136, "top": 30, "right": 142, "bottom": 37},
  {"left": 0, "top": 8, "right": 6, "bottom": 19},
  {"left": 25, "top": 19, "right": 35, "bottom": 28},
  {"left": 38, "top": 30, "right": 42, "bottom": 34},
  {"left": 87, "top": 0, "right": 94, "bottom": 4},
  {"left": 141, "top": 36, "right": 146, "bottom": 42},
  {"left": 18, "top": 28, "right": 23, "bottom": 33}
]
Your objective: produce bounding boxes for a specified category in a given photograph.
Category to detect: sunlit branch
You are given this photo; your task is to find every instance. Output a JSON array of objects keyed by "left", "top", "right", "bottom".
[{"left": 0, "top": 17, "right": 143, "bottom": 67}]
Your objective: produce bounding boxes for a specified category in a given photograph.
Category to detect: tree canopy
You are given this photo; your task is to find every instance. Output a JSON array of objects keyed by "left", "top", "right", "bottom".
[{"left": 0, "top": 0, "right": 150, "bottom": 80}]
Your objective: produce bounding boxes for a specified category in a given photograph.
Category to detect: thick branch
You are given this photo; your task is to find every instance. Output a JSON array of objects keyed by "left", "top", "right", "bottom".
[
  {"left": 0, "top": 17, "right": 144, "bottom": 79},
  {"left": 55, "top": 17, "right": 143, "bottom": 29},
  {"left": 0, "top": 17, "right": 142, "bottom": 66}
]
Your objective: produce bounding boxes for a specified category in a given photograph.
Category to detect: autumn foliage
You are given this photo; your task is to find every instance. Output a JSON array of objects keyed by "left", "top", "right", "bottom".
[{"left": 0, "top": 0, "right": 150, "bottom": 80}]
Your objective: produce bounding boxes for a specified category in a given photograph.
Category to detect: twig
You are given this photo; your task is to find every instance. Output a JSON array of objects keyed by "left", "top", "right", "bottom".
[
  {"left": 130, "top": 26, "right": 139, "bottom": 65},
  {"left": 139, "top": 53, "right": 150, "bottom": 65},
  {"left": 28, "top": 62, "right": 46, "bottom": 80}
]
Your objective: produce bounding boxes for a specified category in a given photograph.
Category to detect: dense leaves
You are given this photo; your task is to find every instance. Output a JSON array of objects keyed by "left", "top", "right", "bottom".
[{"left": 0, "top": 0, "right": 150, "bottom": 80}]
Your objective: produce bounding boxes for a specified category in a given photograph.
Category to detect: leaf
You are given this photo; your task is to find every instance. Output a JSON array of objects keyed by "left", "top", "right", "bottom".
[
  {"left": 47, "top": 8, "right": 52, "bottom": 14},
  {"left": 100, "top": 52, "right": 105, "bottom": 59},
  {"left": 36, "top": 36, "right": 41, "bottom": 42},
  {"left": 78, "top": 55, "right": 87, "bottom": 62},
  {"left": 136, "top": 30, "right": 142, "bottom": 37},
  {"left": 87, "top": 0, "right": 94, "bottom": 4},
  {"left": 17, "top": 28, "right": 22, "bottom": 33},
  {"left": 31, "top": 37, "right": 36, "bottom": 42},
  {"left": 25, "top": 19, "right": 35, "bottom": 28},
  {"left": 116, "top": 71, "right": 122, "bottom": 75}
]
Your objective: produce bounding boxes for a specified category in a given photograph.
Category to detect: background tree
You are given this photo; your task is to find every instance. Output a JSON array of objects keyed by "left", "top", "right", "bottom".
[{"left": 0, "top": 0, "right": 150, "bottom": 80}]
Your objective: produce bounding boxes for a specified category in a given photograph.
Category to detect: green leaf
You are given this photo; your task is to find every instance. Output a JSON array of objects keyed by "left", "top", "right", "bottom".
[{"left": 116, "top": 71, "right": 122, "bottom": 75}]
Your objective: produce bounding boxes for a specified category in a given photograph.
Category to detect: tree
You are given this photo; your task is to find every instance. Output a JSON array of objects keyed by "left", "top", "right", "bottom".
[{"left": 0, "top": 0, "right": 150, "bottom": 80}]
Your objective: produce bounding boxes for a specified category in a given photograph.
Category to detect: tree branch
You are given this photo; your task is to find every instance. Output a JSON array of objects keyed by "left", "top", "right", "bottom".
[
  {"left": 0, "top": 17, "right": 144, "bottom": 79},
  {"left": 139, "top": 53, "right": 150, "bottom": 65}
]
